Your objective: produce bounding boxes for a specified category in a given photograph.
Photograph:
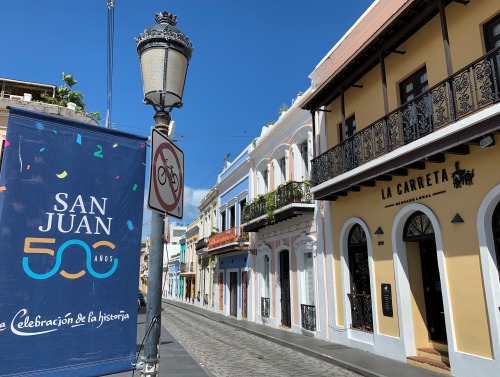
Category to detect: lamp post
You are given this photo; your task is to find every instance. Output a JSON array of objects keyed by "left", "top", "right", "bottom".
[{"left": 136, "top": 10, "right": 193, "bottom": 376}]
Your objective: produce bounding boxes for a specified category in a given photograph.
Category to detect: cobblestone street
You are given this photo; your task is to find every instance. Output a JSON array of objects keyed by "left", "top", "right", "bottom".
[{"left": 161, "top": 303, "right": 361, "bottom": 377}]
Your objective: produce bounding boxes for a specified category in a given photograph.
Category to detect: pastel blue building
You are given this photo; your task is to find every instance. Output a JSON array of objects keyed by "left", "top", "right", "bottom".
[{"left": 208, "top": 146, "right": 252, "bottom": 318}]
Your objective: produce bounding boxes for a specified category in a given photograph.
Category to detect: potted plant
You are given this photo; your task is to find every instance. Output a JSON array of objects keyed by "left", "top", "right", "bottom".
[
  {"left": 279, "top": 103, "right": 288, "bottom": 116},
  {"left": 40, "top": 72, "right": 101, "bottom": 122}
]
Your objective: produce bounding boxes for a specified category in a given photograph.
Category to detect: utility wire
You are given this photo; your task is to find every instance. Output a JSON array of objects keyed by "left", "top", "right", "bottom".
[
  {"left": 106, "top": 0, "right": 115, "bottom": 128},
  {"left": 183, "top": 165, "right": 220, "bottom": 203}
]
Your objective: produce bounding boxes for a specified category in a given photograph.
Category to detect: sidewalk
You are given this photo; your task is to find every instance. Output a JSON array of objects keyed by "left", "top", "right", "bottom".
[
  {"left": 107, "top": 306, "right": 210, "bottom": 377},
  {"left": 164, "top": 299, "right": 444, "bottom": 377}
]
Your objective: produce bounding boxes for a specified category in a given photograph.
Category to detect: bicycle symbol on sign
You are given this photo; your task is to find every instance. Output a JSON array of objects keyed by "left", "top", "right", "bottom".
[{"left": 157, "top": 159, "right": 179, "bottom": 193}]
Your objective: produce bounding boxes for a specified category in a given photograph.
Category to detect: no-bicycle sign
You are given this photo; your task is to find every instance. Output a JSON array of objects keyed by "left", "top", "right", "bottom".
[{"left": 148, "top": 128, "right": 184, "bottom": 219}]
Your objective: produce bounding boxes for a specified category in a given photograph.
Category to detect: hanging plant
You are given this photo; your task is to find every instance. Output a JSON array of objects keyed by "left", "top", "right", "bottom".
[{"left": 264, "top": 192, "right": 276, "bottom": 225}]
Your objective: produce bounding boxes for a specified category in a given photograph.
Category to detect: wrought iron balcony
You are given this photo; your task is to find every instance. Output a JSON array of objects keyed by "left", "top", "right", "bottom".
[
  {"left": 261, "top": 297, "right": 270, "bottom": 318},
  {"left": 311, "top": 47, "right": 500, "bottom": 189},
  {"left": 242, "top": 181, "right": 313, "bottom": 232},
  {"left": 208, "top": 226, "right": 247, "bottom": 249},
  {"left": 347, "top": 293, "right": 373, "bottom": 332},
  {"left": 300, "top": 304, "right": 316, "bottom": 331},
  {"left": 196, "top": 237, "right": 208, "bottom": 251},
  {"left": 180, "top": 262, "right": 195, "bottom": 274}
]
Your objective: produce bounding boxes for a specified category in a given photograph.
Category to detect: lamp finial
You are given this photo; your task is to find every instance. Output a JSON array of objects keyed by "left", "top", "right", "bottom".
[{"left": 155, "top": 11, "right": 177, "bottom": 26}]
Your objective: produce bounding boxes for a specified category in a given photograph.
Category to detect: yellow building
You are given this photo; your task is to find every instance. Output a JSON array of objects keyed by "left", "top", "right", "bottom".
[
  {"left": 180, "top": 219, "right": 198, "bottom": 303},
  {"left": 300, "top": 1, "right": 500, "bottom": 376}
]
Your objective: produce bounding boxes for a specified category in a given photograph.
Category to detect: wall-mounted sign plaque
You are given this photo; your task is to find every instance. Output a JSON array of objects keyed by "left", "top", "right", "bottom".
[{"left": 382, "top": 283, "right": 393, "bottom": 317}]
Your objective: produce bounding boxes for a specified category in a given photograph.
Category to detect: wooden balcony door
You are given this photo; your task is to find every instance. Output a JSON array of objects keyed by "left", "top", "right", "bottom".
[
  {"left": 280, "top": 250, "right": 291, "bottom": 328},
  {"left": 218, "top": 272, "right": 224, "bottom": 311},
  {"left": 230, "top": 272, "right": 238, "bottom": 317},
  {"left": 242, "top": 271, "right": 248, "bottom": 319}
]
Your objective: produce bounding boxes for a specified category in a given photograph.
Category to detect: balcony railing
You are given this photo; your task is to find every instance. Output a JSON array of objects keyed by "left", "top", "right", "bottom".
[
  {"left": 261, "top": 297, "right": 270, "bottom": 318},
  {"left": 311, "top": 46, "right": 500, "bottom": 187},
  {"left": 196, "top": 237, "right": 209, "bottom": 251},
  {"left": 243, "top": 181, "right": 313, "bottom": 224},
  {"left": 208, "top": 226, "right": 247, "bottom": 249},
  {"left": 347, "top": 293, "right": 373, "bottom": 332},
  {"left": 301, "top": 304, "right": 316, "bottom": 331},
  {"left": 180, "top": 262, "right": 194, "bottom": 273}
]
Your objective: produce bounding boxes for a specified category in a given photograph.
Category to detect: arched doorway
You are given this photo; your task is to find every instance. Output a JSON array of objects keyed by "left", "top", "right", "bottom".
[
  {"left": 279, "top": 249, "right": 291, "bottom": 327},
  {"left": 492, "top": 203, "right": 500, "bottom": 275},
  {"left": 477, "top": 186, "right": 500, "bottom": 372},
  {"left": 347, "top": 224, "right": 372, "bottom": 331},
  {"left": 403, "top": 211, "right": 446, "bottom": 342}
]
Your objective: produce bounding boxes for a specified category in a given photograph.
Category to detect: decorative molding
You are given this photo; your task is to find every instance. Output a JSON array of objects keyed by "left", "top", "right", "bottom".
[
  {"left": 237, "top": 190, "right": 248, "bottom": 201},
  {"left": 227, "top": 197, "right": 237, "bottom": 207},
  {"left": 293, "top": 231, "right": 317, "bottom": 252}
]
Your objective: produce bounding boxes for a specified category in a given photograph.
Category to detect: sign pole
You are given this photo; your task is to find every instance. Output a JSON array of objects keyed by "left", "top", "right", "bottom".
[
  {"left": 142, "top": 112, "right": 171, "bottom": 377},
  {"left": 142, "top": 210, "right": 164, "bottom": 376}
]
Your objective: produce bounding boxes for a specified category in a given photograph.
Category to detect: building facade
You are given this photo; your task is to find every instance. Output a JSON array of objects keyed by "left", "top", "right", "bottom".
[
  {"left": 180, "top": 219, "right": 198, "bottom": 303},
  {"left": 165, "top": 253, "right": 180, "bottom": 299},
  {"left": 196, "top": 187, "right": 218, "bottom": 307},
  {"left": 162, "top": 223, "right": 186, "bottom": 299},
  {"left": 301, "top": 0, "right": 500, "bottom": 375},
  {"left": 209, "top": 149, "right": 251, "bottom": 319},
  {"left": 243, "top": 95, "right": 319, "bottom": 336},
  {"left": 140, "top": 238, "right": 149, "bottom": 293},
  {"left": 1, "top": 77, "right": 99, "bottom": 165},
  {"left": 178, "top": 234, "right": 186, "bottom": 298}
]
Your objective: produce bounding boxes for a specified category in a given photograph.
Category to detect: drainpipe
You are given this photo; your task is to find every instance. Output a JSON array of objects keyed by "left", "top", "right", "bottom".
[
  {"left": 311, "top": 110, "right": 317, "bottom": 159},
  {"left": 438, "top": 0, "right": 453, "bottom": 76}
]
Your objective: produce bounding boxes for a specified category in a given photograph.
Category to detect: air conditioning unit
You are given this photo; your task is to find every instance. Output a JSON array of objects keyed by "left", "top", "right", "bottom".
[{"left": 9, "top": 95, "right": 23, "bottom": 100}]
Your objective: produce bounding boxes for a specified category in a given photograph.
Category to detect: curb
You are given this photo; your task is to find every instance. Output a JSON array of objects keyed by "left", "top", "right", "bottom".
[{"left": 163, "top": 299, "right": 385, "bottom": 377}]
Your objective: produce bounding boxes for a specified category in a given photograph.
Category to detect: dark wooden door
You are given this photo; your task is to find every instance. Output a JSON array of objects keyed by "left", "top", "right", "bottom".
[
  {"left": 230, "top": 272, "right": 238, "bottom": 317},
  {"left": 242, "top": 271, "right": 248, "bottom": 319},
  {"left": 218, "top": 272, "right": 224, "bottom": 311},
  {"left": 280, "top": 250, "right": 291, "bottom": 327},
  {"left": 420, "top": 241, "right": 447, "bottom": 341},
  {"left": 348, "top": 246, "right": 371, "bottom": 295}
]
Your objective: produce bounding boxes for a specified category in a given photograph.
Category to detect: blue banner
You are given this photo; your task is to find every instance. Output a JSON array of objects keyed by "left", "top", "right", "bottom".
[{"left": 0, "top": 108, "right": 147, "bottom": 376}]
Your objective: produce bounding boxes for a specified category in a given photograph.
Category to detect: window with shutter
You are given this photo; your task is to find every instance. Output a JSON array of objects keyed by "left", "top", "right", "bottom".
[
  {"left": 299, "top": 141, "right": 309, "bottom": 181},
  {"left": 304, "top": 252, "right": 315, "bottom": 305},
  {"left": 262, "top": 255, "right": 270, "bottom": 298},
  {"left": 485, "top": 14, "right": 500, "bottom": 51}
]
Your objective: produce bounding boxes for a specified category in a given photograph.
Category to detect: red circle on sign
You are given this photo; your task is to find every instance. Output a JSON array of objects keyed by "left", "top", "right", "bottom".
[{"left": 152, "top": 143, "right": 183, "bottom": 211}]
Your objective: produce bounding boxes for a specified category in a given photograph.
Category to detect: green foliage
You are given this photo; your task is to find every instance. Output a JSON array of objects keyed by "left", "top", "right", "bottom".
[
  {"left": 62, "top": 73, "right": 77, "bottom": 87},
  {"left": 263, "top": 192, "right": 276, "bottom": 225},
  {"left": 88, "top": 112, "right": 102, "bottom": 121},
  {"left": 279, "top": 103, "right": 289, "bottom": 114},
  {"left": 40, "top": 72, "right": 102, "bottom": 122}
]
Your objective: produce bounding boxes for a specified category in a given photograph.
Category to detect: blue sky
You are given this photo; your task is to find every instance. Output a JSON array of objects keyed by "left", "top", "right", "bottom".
[{"left": 3, "top": 0, "right": 373, "bottom": 240}]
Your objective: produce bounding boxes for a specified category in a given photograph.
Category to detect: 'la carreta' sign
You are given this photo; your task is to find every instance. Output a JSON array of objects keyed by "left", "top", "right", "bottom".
[{"left": 381, "top": 161, "right": 475, "bottom": 201}]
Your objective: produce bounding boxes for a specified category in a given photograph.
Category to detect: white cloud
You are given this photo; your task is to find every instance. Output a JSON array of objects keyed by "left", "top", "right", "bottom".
[
  {"left": 183, "top": 185, "right": 209, "bottom": 225},
  {"left": 141, "top": 185, "right": 209, "bottom": 241}
]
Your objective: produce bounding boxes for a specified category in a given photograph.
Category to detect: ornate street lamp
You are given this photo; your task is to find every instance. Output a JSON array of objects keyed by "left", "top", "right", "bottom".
[
  {"left": 136, "top": 10, "right": 193, "bottom": 133},
  {"left": 135, "top": 11, "right": 193, "bottom": 376}
]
